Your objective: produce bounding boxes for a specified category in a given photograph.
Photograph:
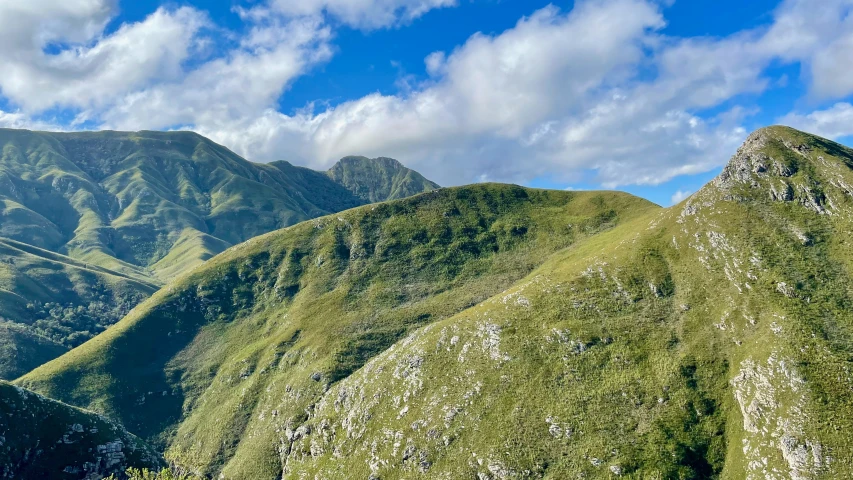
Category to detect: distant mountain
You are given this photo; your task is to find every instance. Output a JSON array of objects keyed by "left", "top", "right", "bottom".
[
  {"left": 17, "top": 184, "right": 655, "bottom": 478},
  {"left": 0, "top": 381, "right": 162, "bottom": 478},
  {"left": 17, "top": 126, "right": 853, "bottom": 478},
  {"left": 327, "top": 155, "right": 440, "bottom": 203},
  {"left": 0, "top": 128, "right": 437, "bottom": 378}
]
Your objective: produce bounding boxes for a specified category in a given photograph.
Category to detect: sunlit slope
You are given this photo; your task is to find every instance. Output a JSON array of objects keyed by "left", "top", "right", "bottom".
[
  {"left": 19, "top": 185, "right": 657, "bottom": 478},
  {"left": 280, "top": 126, "right": 853, "bottom": 478}
]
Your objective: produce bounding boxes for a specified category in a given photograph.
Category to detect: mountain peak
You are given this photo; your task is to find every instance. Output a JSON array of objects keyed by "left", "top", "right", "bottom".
[
  {"left": 707, "top": 126, "right": 853, "bottom": 213},
  {"left": 335, "top": 155, "right": 404, "bottom": 168},
  {"left": 327, "top": 155, "right": 439, "bottom": 203}
]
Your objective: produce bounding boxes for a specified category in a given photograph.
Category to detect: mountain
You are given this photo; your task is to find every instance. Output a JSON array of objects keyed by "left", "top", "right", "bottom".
[
  {"left": 0, "top": 128, "right": 438, "bottom": 378},
  {"left": 0, "top": 381, "right": 162, "bottom": 479},
  {"left": 16, "top": 184, "right": 655, "bottom": 478},
  {"left": 327, "top": 156, "right": 440, "bottom": 203},
  {"left": 16, "top": 125, "right": 853, "bottom": 478}
]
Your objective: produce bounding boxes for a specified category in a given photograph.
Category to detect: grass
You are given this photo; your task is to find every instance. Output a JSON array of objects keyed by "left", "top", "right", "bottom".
[
  {"left": 18, "top": 184, "right": 656, "bottom": 478},
  {"left": 12, "top": 126, "right": 853, "bottom": 479},
  {"left": 0, "top": 128, "right": 438, "bottom": 379}
]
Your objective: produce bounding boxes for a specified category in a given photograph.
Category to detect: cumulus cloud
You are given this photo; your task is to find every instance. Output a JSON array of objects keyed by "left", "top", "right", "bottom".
[
  {"left": 780, "top": 103, "right": 853, "bottom": 140},
  {"left": 0, "top": 110, "right": 62, "bottom": 131},
  {"left": 761, "top": 0, "right": 853, "bottom": 98},
  {"left": 0, "top": 1, "right": 208, "bottom": 112},
  {"left": 190, "top": 0, "right": 853, "bottom": 187},
  {"left": 98, "top": 16, "right": 333, "bottom": 131},
  {"left": 263, "top": 0, "right": 457, "bottom": 29},
  {"left": 193, "top": 0, "right": 750, "bottom": 186},
  {"left": 2, "top": 0, "right": 853, "bottom": 189}
]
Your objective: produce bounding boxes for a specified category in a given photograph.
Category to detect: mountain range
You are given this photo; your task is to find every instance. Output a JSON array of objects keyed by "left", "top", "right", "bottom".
[
  {"left": 4, "top": 126, "right": 853, "bottom": 479},
  {"left": 0, "top": 129, "right": 437, "bottom": 379}
]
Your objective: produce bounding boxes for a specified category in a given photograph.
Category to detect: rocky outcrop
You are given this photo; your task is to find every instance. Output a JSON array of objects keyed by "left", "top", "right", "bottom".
[{"left": 0, "top": 382, "right": 163, "bottom": 479}]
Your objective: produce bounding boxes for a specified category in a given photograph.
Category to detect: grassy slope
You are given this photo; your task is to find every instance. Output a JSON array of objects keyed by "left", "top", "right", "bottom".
[
  {"left": 19, "top": 126, "right": 853, "bottom": 479},
  {"left": 276, "top": 126, "right": 853, "bottom": 479},
  {"left": 23, "top": 126, "right": 853, "bottom": 479},
  {"left": 0, "top": 381, "right": 162, "bottom": 479},
  {"left": 0, "top": 238, "right": 157, "bottom": 378},
  {"left": 0, "top": 128, "right": 437, "bottom": 378},
  {"left": 0, "top": 323, "right": 67, "bottom": 380},
  {"left": 18, "top": 185, "right": 656, "bottom": 478}
]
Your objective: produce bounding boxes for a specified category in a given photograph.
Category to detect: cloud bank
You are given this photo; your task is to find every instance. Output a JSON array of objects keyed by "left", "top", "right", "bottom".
[{"left": 1, "top": 0, "right": 852, "bottom": 188}]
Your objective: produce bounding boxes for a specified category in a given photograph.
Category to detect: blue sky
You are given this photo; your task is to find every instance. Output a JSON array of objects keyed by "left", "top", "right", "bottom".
[{"left": 1, "top": 0, "right": 853, "bottom": 206}]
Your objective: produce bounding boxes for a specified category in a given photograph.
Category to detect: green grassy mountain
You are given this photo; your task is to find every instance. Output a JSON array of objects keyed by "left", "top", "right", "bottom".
[
  {"left": 0, "top": 128, "right": 438, "bottom": 378},
  {"left": 0, "top": 381, "right": 162, "bottom": 479},
  {"left": 327, "top": 156, "right": 440, "bottom": 203},
  {"left": 16, "top": 184, "right": 655, "bottom": 478},
  {"left": 16, "top": 125, "right": 853, "bottom": 478}
]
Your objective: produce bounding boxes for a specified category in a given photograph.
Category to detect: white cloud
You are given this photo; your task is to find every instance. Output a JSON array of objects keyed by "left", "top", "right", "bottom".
[
  {"left": 210, "top": 0, "right": 847, "bottom": 187},
  {"left": 670, "top": 189, "right": 692, "bottom": 205},
  {"left": 780, "top": 103, "right": 853, "bottom": 139},
  {"left": 0, "top": 1, "right": 208, "bottom": 112},
  {"left": 2, "top": 0, "right": 853, "bottom": 190},
  {"left": 199, "top": 0, "right": 677, "bottom": 185},
  {"left": 761, "top": 0, "right": 853, "bottom": 98},
  {"left": 0, "top": 110, "right": 62, "bottom": 131},
  {"left": 98, "top": 16, "right": 333, "bottom": 131},
  {"left": 263, "top": 0, "right": 457, "bottom": 29},
  {"left": 187, "top": 0, "right": 753, "bottom": 187}
]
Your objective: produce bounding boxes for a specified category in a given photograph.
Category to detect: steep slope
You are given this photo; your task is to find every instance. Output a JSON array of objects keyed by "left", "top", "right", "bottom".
[
  {"left": 22, "top": 125, "right": 853, "bottom": 479},
  {"left": 0, "top": 323, "right": 66, "bottom": 380},
  {"left": 327, "top": 156, "right": 440, "bottom": 203},
  {"left": 18, "top": 185, "right": 656, "bottom": 478},
  {"left": 273, "top": 126, "right": 853, "bottom": 479},
  {"left": 0, "top": 128, "right": 438, "bottom": 378},
  {"left": 0, "top": 381, "right": 162, "bottom": 479},
  {"left": 0, "top": 238, "right": 157, "bottom": 378}
]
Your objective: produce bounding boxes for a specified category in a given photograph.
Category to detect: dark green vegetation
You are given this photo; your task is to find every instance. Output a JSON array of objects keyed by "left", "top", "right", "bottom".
[
  {"left": 0, "top": 128, "right": 437, "bottom": 378},
  {"left": 11, "top": 125, "right": 853, "bottom": 479},
  {"left": 0, "top": 381, "right": 162, "bottom": 479}
]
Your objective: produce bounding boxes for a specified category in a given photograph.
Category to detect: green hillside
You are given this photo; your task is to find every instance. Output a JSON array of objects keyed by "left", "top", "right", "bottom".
[
  {"left": 0, "top": 128, "right": 438, "bottom": 378},
  {"left": 0, "top": 381, "right": 162, "bottom": 479},
  {"left": 16, "top": 125, "right": 853, "bottom": 478},
  {"left": 0, "top": 237, "right": 157, "bottom": 379},
  {"left": 282, "top": 126, "right": 853, "bottom": 479},
  {"left": 17, "top": 184, "right": 656, "bottom": 478}
]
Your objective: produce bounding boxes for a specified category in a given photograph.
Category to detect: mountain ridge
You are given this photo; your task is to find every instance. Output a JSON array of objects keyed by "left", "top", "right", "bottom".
[
  {"left": 0, "top": 127, "right": 438, "bottom": 379},
  {"left": 18, "top": 183, "right": 656, "bottom": 477},
  {"left": 12, "top": 125, "right": 853, "bottom": 478},
  {"left": 327, "top": 155, "right": 440, "bottom": 203}
]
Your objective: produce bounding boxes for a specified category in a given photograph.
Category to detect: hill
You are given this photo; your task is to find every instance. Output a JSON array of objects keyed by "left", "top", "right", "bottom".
[
  {"left": 279, "top": 126, "right": 853, "bottom": 479},
  {"left": 0, "top": 128, "right": 437, "bottom": 378},
  {"left": 19, "top": 125, "right": 853, "bottom": 478},
  {"left": 17, "top": 184, "right": 656, "bottom": 478},
  {"left": 0, "top": 381, "right": 162, "bottom": 479}
]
